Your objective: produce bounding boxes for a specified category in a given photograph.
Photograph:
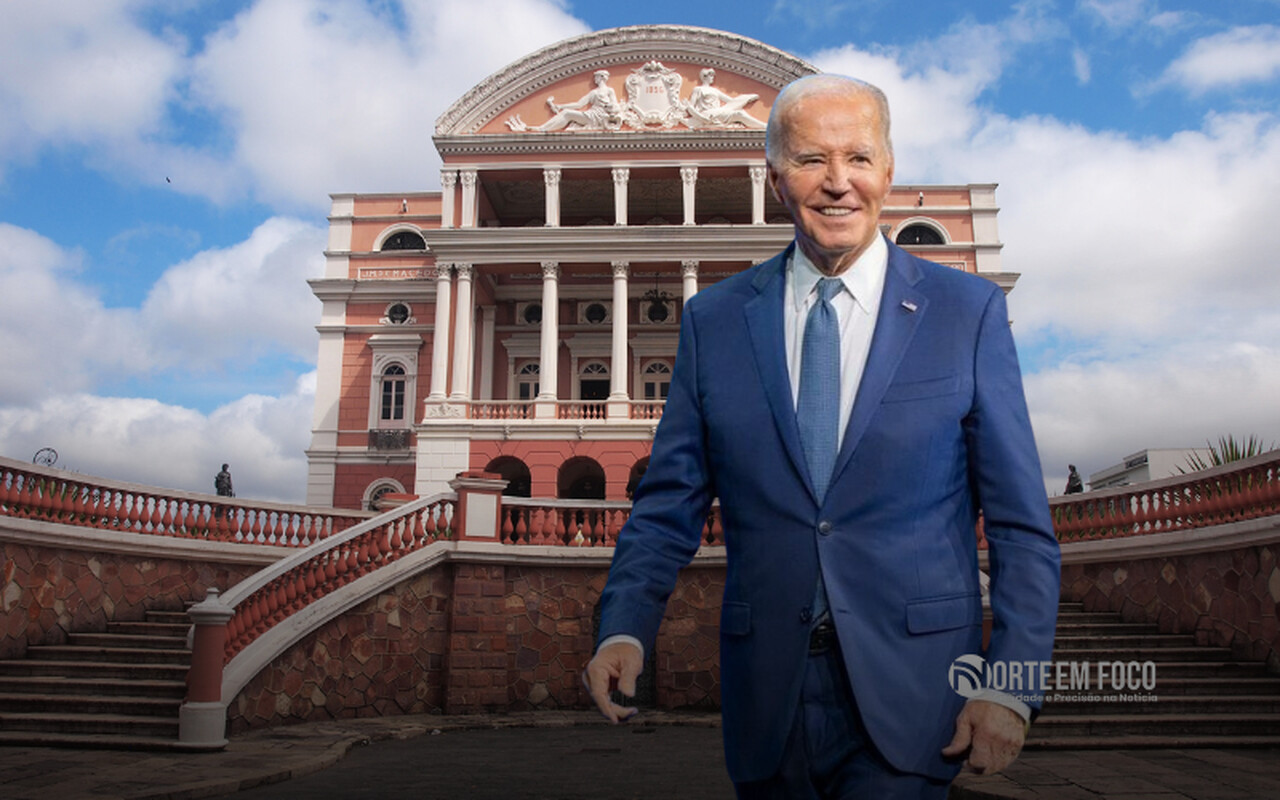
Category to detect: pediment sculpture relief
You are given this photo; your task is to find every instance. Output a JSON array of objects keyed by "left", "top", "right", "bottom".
[{"left": 505, "top": 64, "right": 766, "bottom": 133}]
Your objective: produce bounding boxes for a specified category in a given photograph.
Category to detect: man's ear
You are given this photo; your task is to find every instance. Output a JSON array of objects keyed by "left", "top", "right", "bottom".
[{"left": 766, "top": 164, "right": 783, "bottom": 203}]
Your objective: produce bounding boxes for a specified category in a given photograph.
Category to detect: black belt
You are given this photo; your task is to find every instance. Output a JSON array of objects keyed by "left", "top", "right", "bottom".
[{"left": 808, "top": 620, "right": 837, "bottom": 655}]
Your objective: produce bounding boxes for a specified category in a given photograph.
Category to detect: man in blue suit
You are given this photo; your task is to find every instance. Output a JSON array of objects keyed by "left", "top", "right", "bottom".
[{"left": 586, "top": 74, "right": 1060, "bottom": 798}]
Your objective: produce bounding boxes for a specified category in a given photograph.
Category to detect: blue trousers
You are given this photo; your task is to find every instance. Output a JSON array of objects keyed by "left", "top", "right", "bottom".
[{"left": 733, "top": 646, "right": 952, "bottom": 799}]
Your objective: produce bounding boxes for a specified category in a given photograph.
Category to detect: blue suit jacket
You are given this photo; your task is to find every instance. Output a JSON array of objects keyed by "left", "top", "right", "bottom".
[{"left": 597, "top": 240, "right": 1061, "bottom": 781}]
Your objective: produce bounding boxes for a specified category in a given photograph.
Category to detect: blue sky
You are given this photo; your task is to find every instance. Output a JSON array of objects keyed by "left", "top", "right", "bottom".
[{"left": 1, "top": 0, "right": 1278, "bottom": 501}]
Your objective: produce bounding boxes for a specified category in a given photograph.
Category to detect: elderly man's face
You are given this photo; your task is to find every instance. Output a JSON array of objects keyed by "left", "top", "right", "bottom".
[{"left": 768, "top": 91, "right": 894, "bottom": 276}]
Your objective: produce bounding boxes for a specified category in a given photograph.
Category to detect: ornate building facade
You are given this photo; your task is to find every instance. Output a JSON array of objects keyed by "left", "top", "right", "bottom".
[{"left": 305, "top": 25, "right": 1017, "bottom": 509}]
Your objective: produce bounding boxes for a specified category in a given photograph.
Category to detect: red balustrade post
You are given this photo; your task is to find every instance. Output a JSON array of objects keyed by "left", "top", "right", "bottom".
[
  {"left": 180, "top": 587, "right": 234, "bottom": 748},
  {"left": 449, "top": 471, "right": 508, "bottom": 542}
]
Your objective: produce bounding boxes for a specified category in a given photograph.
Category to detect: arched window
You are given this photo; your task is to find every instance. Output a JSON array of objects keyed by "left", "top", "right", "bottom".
[
  {"left": 896, "top": 224, "right": 944, "bottom": 246},
  {"left": 486, "top": 456, "right": 532, "bottom": 498},
  {"left": 642, "top": 361, "right": 671, "bottom": 400},
  {"left": 380, "top": 364, "right": 406, "bottom": 421},
  {"left": 381, "top": 230, "right": 426, "bottom": 251},
  {"left": 517, "top": 362, "right": 540, "bottom": 400},
  {"left": 580, "top": 361, "right": 610, "bottom": 402}
]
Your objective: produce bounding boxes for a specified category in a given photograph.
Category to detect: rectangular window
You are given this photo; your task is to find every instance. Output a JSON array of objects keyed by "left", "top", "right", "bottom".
[{"left": 382, "top": 379, "right": 405, "bottom": 420}]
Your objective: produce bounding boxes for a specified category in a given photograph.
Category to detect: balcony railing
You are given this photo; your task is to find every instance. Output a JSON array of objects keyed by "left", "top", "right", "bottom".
[
  {"left": 0, "top": 456, "right": 371, "bottom": 546},
  {"left": 1049, "top": 451, "right": 1280, "bottom": 542},
  {"left": 452, "top": 399, "right": 666, "bottom": 423}
]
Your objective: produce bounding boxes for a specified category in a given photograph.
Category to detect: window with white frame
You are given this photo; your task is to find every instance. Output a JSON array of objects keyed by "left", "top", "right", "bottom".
[
  {"left": 517, "top": 362, "right": 540, "bottom": 400},
  {"left": 380, "top": 364, "right": 407, "bottom": 422},
  {"left": 642, "top": 361, "right": 671, "bottom": 400}
]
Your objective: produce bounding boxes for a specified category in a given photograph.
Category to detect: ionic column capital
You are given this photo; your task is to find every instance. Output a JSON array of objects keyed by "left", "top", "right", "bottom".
[
  {"left": 441, "top": 170, "right": 458, "bottom": 188},
  {"left": 680, "top": 166, "right": 698, "bottom": 185},
  {"left": 541, "top": 261, "right": 560, "bottom": 279},
  {"left": 611, "top": 261, "right": 630, "bottom": 278},
  {"left": 454, "top": 263, "right": 474, "bottom": 280},
  {"left": 460, "top": 169, "right": 478, "bottom": 188},
  {"left": 543, "top": 168, "right": 561, "bottom": 186},
  {"left": 681, "top": 260, "right": 699, "bottom": 277},
  {"left": 612, "top": 167, "right": 630, "bottom": 184},
  {"left": 749, "top": 165, "right": 767, "bottom": 184}
]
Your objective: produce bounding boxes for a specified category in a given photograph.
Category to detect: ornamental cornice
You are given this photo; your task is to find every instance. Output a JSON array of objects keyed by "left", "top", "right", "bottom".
[
  {"left": 422, "top": 224, "right": 793, "bottom": 264},
  {"left": 435, "top": 25, "right": 815, "bottom": 136},
  {"left": 434, "top": 129, "right": 764, "bottom": 157}
]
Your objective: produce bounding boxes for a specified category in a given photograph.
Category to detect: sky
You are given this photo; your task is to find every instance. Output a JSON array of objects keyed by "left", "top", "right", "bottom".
[{"left": 1, "top": 0, "right": 1278, "bottom": 502}]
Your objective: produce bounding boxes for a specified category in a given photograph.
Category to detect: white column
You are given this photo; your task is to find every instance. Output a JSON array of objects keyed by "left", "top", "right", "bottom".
[
  {"left": 460, "top": 169, "right": 478, "bottom": 228},
  {"left": 612, "top": 167, "right": 630, "bottom": 226},
  {"left": 680, "top": 166, "right": 698, "bottom": 226},
  {"left": 609, "top": 262, "right": 629, "bottom": 409},
  {"left": 544, "top": 168, "right": 561, "bottom": 227},
  {"left": 479, "top": 306, "right": 495, "bottom": 401},
  {"left": 440, "top": 170, "right": 457, "bottom": 229},
  {"left": 681, "top": 260, "right": 700, "bottom": 304},
  {"left": 449, "top": 264, "right": 474, "bottom": 401},
  {"left": 535, "top": 261, "right": 560, "bottom": 417},
  {"left": 428, "top": 265, "right": 452, "bottom": 400},
  {"left": 750, "top": 165, "right": 767, "bottom": 225}
]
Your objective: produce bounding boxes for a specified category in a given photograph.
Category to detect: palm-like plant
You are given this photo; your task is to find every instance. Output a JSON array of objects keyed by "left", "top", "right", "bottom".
[{"left": 1179, "top": 434, "right": 1275, "bottom": 473}]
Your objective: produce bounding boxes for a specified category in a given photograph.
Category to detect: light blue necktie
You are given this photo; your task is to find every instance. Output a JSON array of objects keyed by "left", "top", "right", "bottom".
[{"left": 797, "top": 277, "right": 843, "bottom": 625}]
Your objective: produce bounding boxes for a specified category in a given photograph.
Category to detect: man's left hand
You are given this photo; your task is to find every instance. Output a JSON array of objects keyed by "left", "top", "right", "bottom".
[{"left": 940, "top": 699, "right": 1026, "bottom": 774}]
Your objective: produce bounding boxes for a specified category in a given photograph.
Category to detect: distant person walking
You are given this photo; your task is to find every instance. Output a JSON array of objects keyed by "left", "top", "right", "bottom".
[{"left": 215, "top": 464, "right": 235, "bottom": 497}]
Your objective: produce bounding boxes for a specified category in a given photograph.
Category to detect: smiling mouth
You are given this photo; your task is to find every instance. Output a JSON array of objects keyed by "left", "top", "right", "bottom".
[{"left": 817, "top": 207, "right": 855, "bottom": 216}]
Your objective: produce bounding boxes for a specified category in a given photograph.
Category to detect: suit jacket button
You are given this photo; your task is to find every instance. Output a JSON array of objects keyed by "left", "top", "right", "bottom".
[{"left": 817, "top": 521, "right": 833, "bottom": 536}]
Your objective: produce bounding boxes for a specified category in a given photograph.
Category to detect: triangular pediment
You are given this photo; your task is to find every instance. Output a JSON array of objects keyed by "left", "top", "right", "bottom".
[{"left": 435, "top": 25, "right": 815, "bottom": 139}]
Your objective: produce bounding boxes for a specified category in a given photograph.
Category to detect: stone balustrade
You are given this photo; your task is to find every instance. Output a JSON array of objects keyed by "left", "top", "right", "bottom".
[
  {"left": 1050, "top": 451, "right": 1280, "bottom": 542},
  {"left": 0, "top": 455, "right": 370, "bottom": 546}
]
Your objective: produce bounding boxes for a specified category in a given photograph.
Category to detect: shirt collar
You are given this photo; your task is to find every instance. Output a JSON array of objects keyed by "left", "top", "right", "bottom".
[{"left": 789, "top": 233, "right": 888, "bottom": 314}]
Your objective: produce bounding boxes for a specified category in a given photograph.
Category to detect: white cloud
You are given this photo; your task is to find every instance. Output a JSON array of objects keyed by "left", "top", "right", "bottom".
[
  {"left": 1027, "top": 341, "right": 1280, "bottom": 491},
  {"left": 187, "top": 0, "right": 589, "bottom": 209},
  {"left": 0, "top": 0, "right": 185, "bottom": 164},
  {"left": 0, "top": 374, "right": 316, "bottom": 503},
  {"left": 0, "top": 217, "right": 324, "bottom": 405},
  {"left": 1157, "top": 25, "right": 1280, "bottom": 94},
  {"left": 806, "top": 10, "right": 1280, "bottom": 489},
  {"left": 1072, "top": 47, "right": 1091, "bottom": 84},
  {"left": 141, "top": 216, "right": 326, "bottom": 368},
  {"left": 1078, "top": 0, "right": 1150, "bottom": 30}
]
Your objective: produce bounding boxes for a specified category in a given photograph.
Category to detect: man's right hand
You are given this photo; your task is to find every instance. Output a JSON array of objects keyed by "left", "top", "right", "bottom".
[{"left": 583, "top": 641, "right": 643, "bottom": 723}]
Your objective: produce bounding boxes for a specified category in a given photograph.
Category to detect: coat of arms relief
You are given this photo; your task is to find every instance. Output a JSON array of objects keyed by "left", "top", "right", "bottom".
[{"left": 506, "top": 62, "right": 767, "bottom": 133}]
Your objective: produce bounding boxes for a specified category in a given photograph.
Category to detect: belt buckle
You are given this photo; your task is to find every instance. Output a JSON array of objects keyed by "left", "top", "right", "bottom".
[{"left": 808, "top": 621, "right": 836, "bottom": 655}]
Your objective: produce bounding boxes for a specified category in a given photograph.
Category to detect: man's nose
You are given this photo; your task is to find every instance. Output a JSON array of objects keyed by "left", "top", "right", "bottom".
[{"left": 822, "top": 161, "right": 853, "bottom": 194}]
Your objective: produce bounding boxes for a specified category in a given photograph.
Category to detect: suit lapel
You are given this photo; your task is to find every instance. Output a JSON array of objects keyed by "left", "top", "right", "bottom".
[
  {"left": 743, "top": 245, "right": 816, "bottom": 500},
  {"left": 831, "top": 243, "right": 928, "bottom": 484}
]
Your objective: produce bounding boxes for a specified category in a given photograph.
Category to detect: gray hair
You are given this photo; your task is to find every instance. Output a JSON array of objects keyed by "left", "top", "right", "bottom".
[{"left": 765, "top": 74, "right": 894, "bottom": 166}]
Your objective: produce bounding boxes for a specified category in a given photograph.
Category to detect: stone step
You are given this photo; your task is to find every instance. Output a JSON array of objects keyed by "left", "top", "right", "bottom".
[
  {"left": 1053, "top": 634, "right": 1198, "bottom": 650},
  {"left": 0, "top": 659, "right": 189, "bottom": 681},
  {"left": 1037, "top": 695, "right": 1280, "bottom": 716},
  {"left": 1054, "top": 611, "right": 1135, "bottom": 625},
  {"left": 0, "top": 729, "right": 216, "bottom": 752},
  {"left": 0, "top": 692, "right": 182, "bottom": 716},
  {"left": 108, "top": 620, "right": 189, "bottom": 638},
  {"left": 1054, "top": 622, "right": 1166, "bottom": 636},
  {"left": 144, "top": 611, "right": 191, "bottom": 626},
  {"left": 69, "top": 632, "right": 188, "bottom": 651},
  {"left": 0, "top": 675, "right": 186, "bottom": 698},
  {"left": 1025, "top": 733, "right": 1280, "bottom": 750},
  {"left": 1031, "top": 713, "right": 1280, "bottom": 738},
  {"left": 0, "top": 711, "right": 179, "bottom": 738},
  {"left": 1050, "top": 646, "right": 1233, "bottom": 662},
  {"left": 1058, "top": 660, "right": 1271, "bottom": 679},
  {"left": 24, "top": 645, "right": 191, "bottom": 665}
]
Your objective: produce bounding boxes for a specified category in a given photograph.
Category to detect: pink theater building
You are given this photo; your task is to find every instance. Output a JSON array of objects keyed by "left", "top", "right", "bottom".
[{"left": 304, "top": 25, "right": 1018, "bottom": 510}]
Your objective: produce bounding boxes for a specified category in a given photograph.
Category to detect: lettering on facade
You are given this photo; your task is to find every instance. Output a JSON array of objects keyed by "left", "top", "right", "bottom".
[{"left": 359, "top": 267, "right": 431, "bottom": 280}]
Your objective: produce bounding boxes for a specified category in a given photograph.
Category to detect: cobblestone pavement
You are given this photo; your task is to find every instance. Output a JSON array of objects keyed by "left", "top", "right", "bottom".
[{"left": 0, "top": 712, "right": 1278, "bottom": 799}]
